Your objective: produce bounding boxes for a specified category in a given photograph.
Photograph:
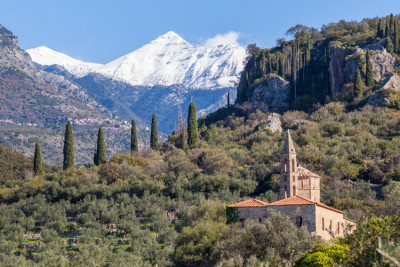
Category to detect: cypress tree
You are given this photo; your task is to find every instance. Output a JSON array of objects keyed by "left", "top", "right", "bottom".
[
  {"left": 150, "top": 113, "right": 158, "bottom": 150},
  {"left": 385, "top": 23, "right": 390, "bottom": 38},
  {"left": 354, "top": 68, "right": 364, "bottom": 98},
  {"left": 377, "top": 19, "right": 383, "bottom": 38},
  {"left": 267, "top": 52, "right": 272, "bottom": 74},
  {"left": 261, "top": 51, "right": 266, "bottom": 75},
  {"left": 33, "top": 142, "right": 44, "bottom": 176},
  {"left": 227, "top": 89, "right": 231, "bottom": 107},
  {"left": 394, "top": 20, "right": 399, "bottom": 53},
  {"left": 187, "top": 101, "right": 198, "bottom": 147},
  {"left": 94, "top": 127, "right": 107, "bottom": 165},
  {"left": 298, "top": 50, "right": 303, "bottom": 83},
  {"left": 278, "top": 57, "right": 284, "bottom": 77},
  {"left": 386, "top": 36, "right": 394, "bottom": 53},
  {"left": 365, "top": 50, "right": 374, "bottom": 87},
  {"left": 131, "top": 119, "right": 138, "bottom": 153},
  {"left": 63, "top": 121, "right": 74, "bottom": 170},
  {"left": 290, "top": 41, "right": 297, "bottom": 101},
  {"left": 306, "top": 34, "right": 311, "bottom": 65},
  {"left": 389, "top": 14, "right": 394, "bottom": 36}
]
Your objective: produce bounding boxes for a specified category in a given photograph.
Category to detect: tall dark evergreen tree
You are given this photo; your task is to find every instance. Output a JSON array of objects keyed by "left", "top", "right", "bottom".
[
  {"left": 394, "top": 20, "right": 399, "bottom": 53},
  {"left": 278, "top": 57, "right": 284, "bottom": 77},
  {"left": 94, "top": 127, "right": 107, "bottom": 166},
  {"left": 187, "top": 101, "right": 198, "bottom": 147},
  {"left": 377, "top": 19, "right": 383, "bottom": 38},
  {"left": 354, "top": 68, "right": 364, "bottom": 98},
  {"left": 131, "top": 119, "right": 138, "bottom": 153},
  {"left": 267, "top": 52, "right": 272, "bottom": 74},
  {"left": 63, "top": 121, "right": 74, "bottom": 170},
  {"left": 290, "top": 41, "right": 297, "bottom": 101},
  {"left": 305, "top": 34, "right": 311, "bottom": 65},
  {"left": 150, "top": 113, "right": 158, "bottom": 150},
  {"left": 227, "top": 89, "right": 231, "bottom": 107},
  {"left": 386, "top": 36, "right": 394, "bottom": 53},
  {"left": 261, "top": 50, "right": 266, "bottom": 75},
  {"left": 33, "top": 142, "right": 44, "bottom": 176},
  {"left": 365, "top": 50, "right": 374, "bottom": 87},
  {"left": 389, "top": 14, "right": 394, "bottom": 36}
]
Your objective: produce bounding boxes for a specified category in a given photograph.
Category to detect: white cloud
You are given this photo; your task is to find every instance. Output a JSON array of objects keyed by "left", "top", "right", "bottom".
[{"left": 204, "top": 32, "right": 240, "bottom": 47}]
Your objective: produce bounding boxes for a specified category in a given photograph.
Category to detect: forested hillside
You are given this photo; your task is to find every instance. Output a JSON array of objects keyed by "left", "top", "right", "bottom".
[
  {"left": 237, "top": 14, "right": 400, "bottom": 112},
  {"left": 0, "top": 102, "right": 400, "bottom": 265}
]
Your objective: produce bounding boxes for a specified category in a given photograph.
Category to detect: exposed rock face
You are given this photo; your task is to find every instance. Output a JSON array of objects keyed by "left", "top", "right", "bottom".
[
  {"left": 380, "top": 73, "right": 400, "bottom": 90},
  {"left": 328, "top": 42, "right": 398, "bottom": 96},
  {"left": 328, "top": 48, "right": 346, "bottom": 96},
  {"left": 0, "top": 24, "right": 134, "bottom": 165},
  {"left": 367, "top": 74, "right": 400, "bottom": 106},
  {"left": 371, "top": 49, "right": 398, "bottom": 82},
  {"left": 250, "top": 76, "right": 290, "bottom": 113},
  {"left": 265, "top": 113, "right": 282, "bottom": 133}
]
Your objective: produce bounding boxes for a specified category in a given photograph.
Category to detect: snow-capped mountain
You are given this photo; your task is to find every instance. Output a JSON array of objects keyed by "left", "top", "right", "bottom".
[
  {"left": 27, "top": 31, "right": 246, "bottom": 89},
  {"left": 27, "top": 46, "right": 102, "bottom": 76}
]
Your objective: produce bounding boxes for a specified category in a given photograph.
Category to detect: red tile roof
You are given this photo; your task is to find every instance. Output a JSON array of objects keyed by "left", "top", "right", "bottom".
[
  {"left": 229, "top": 196, "right": 345, "bottom": 215},
  {"left": 266, "top": 195, "right": 344, "bottom": 214},
  {"left": 228, "top": 198, "right": 268, "bottom": 207},
  {"left": 298, "top": 166, "right": 320, "bottom": 179}
]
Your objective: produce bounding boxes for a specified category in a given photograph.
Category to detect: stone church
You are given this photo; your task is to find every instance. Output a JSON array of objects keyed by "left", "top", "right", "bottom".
[{"left": 229, "top": 131, "right": 356, "bottom": 240}]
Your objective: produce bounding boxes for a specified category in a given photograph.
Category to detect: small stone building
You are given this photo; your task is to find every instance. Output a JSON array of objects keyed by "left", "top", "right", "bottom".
[{"left": 228, "top": 131, "right": 356, "bottom": 240}]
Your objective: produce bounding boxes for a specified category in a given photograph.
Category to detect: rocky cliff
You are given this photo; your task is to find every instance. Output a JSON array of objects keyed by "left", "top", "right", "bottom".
[
  {"left": 249, "top": 76, "right": 290, "bottom": 113},
  {"left": 237, "top": 16, "right": 400, "bottom": 114}
]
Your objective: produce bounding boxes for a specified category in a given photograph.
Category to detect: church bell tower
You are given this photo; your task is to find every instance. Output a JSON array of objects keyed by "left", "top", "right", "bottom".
[{"left": 279, "top": 130, "right": 298, "bottom": 199}]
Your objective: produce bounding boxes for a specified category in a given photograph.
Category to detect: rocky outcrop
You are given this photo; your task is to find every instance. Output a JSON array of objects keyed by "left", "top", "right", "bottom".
[
  {"left": 380, "top": 73, "right": 400, "bottom": 90},
  {"left": 367, "top": 74, "right": 400, "bottom": 106},
  {"left": 265, "top": 113, "right": 282, "bottom": 133},
  {"left": 371, "top": 49, "right": 398, "bottom": 82},
  {"left": 329, "top": 48, "right": 346, "bottom": 96},
  {"left": 328, "top": 41, "right": 398, "bottom": 96},
  {"left": 250, "top": 76, "right": 290, "bottom": 113}
]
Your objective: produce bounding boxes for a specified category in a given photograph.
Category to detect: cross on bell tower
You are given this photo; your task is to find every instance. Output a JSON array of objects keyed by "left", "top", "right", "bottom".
[{"left": 279, "top": 130, "right": 298, "bottom": 199}]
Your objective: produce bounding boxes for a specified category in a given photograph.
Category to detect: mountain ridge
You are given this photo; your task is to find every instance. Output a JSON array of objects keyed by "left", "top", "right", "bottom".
[{"left": 27, "top": 31, "right": 247, "bottom": 89}]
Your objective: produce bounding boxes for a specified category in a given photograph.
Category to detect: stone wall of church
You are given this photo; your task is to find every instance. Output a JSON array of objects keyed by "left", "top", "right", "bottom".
[
  {"left": 264, "top": 205, "right": 316, "bottom": 232},
  {"left": 236, "top": 207, "right": 266, "bottom": 220},
  {"left": 314, "top": 206, "right": 349, "bottom": 240}
]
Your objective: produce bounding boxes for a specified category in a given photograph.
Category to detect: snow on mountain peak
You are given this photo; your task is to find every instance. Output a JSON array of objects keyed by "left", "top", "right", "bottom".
[
  {"left": 27, "top": 32, "right": 247, "bottom": 89},
  {"left": 27, "top": 46, "right": 102, "bottom": 77},
  {"left": 151, "top": 31, "right": 189, "bottom": 46}
]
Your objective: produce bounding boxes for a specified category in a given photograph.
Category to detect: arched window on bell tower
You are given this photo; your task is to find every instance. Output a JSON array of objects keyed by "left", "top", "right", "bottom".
[
  {"left": 292, "top": 159, "right": 295, "bottom": 172},
  {"left": 284, "top": 158, "right": 287, "bottom": 172}
]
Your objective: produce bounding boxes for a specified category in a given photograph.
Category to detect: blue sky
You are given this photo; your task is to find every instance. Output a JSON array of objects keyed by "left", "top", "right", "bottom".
[{"left": 0, "top": 0, "right": 399, "bottom": 63}]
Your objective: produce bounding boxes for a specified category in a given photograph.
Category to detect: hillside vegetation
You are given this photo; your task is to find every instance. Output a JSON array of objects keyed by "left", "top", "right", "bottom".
[
  {"left": 1, "top": 14, "right": 400, "bottom": 266},
  {"left": 0, "top": 102, "right": 400, "bottom": 265}
]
